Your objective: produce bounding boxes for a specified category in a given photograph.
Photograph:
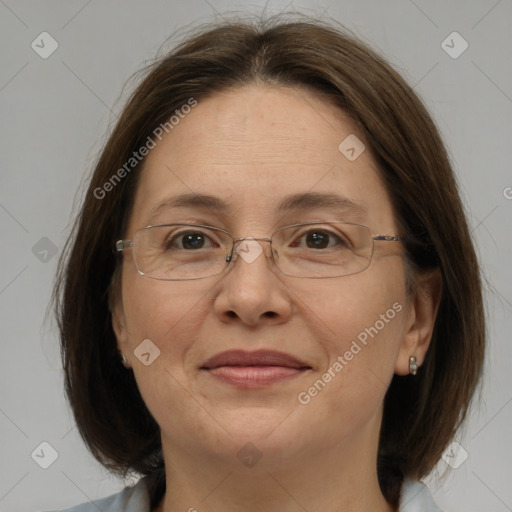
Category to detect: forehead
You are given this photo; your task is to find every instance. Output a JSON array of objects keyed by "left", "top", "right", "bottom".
[{"left": 129, "top": 84, "right": 396, "bottom": 232}]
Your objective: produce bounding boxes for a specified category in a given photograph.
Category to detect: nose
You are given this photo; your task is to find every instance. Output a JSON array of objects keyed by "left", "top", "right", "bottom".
[{"left": 212, "top": 237, "right": 292, "bottom": 327}]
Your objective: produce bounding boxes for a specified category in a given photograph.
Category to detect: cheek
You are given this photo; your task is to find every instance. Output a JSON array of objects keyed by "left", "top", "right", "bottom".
[
  {"left": 294, "top": 262, "right": 406, "bottom": 419},
  {"left": 120, "top": 274, "right": 216, "bottom": 435},
  {"left": 295, "top": 257, "right": 406, "bottom": 351},
  {"left": 295, "top": 302, "right": 405, "bottom": 440},
  {"left": 120, "top": 270, "right": 212, "bottom": 357}
]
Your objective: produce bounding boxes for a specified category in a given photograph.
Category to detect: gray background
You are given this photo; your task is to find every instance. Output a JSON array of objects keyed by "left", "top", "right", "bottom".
[{"left": 1, "top": 0, "right": 511, "bottom": 511}]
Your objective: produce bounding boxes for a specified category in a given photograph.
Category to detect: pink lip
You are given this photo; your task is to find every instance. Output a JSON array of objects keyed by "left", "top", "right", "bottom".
[{"left": 200, "top": 350, "right": 311, "bottom": 389}]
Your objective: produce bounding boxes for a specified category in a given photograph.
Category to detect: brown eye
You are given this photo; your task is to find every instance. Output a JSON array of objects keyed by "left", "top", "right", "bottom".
[
  {"left": 180, "top": 232, "right": 207, "bottom": 250},
  {"left": 305, "top": 231, "right": 330, "bottom": 249},
  {"left": 294, "top": 229, "right": 347, "bottom": 250},
  {"left": 165, "top": 230, "right": 216, "bottom": 250}
]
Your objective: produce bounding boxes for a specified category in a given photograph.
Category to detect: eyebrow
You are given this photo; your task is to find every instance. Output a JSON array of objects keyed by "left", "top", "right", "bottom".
[
  {"left": 147, "top": 191, "right": 367, "bottom": 223},
  {"left": 277, "top": 192, "right": 367, "bottom": 217}
]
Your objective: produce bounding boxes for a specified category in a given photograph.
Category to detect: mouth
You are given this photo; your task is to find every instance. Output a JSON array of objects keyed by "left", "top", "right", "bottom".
[{"left": 200, "top": 349, "right": 312, "bottom": 389}]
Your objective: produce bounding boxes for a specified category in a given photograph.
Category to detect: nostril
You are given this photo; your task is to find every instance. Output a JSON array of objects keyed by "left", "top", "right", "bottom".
[{"left": 264, "top": 311, "right": 277, "bottom": 318}]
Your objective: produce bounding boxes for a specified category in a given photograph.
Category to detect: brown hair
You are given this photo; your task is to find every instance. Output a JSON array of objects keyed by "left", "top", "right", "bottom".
[{"left": 54, "top": 14, "right": 485, "bottom": 508}]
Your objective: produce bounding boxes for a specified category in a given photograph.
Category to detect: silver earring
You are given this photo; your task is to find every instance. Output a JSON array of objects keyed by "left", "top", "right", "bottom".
[
  {"left": 409, "top": 356, "right": 418, "bottom": 375},
  {"left": 120, "top": 352, "right": 127, "bottom": 365}
]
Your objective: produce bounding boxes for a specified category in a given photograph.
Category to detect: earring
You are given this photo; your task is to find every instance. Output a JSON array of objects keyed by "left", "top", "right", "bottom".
[
  {"left": 120, "top": 352, "right": 127, "bottom": 365},
  {"left": 409, "top": 356, "right": 418, "bottom": 376}
]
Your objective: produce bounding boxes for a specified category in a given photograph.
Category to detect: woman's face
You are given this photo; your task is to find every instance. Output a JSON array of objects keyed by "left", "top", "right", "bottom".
[{"left": 113, "top": 84, "right": 423, "bottom": 469}]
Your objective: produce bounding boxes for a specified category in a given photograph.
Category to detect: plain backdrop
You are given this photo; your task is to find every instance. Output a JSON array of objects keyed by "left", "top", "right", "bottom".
[{"left": 1, "top": 1, "right": 511, "bottom": 511}]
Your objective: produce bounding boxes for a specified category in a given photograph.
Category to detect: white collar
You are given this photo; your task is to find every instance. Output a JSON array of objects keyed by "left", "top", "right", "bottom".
[{"left": 399, "top": 479, "right": 444, "bottom": 511}]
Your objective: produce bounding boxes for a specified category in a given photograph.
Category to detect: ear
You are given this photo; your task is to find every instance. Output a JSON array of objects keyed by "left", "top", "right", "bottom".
[
  {"left": 110, "top": 287, "right": 131, "bottom": 368},
  {"left": 395, "top": 268, "right": 443, "bottom": 375}
]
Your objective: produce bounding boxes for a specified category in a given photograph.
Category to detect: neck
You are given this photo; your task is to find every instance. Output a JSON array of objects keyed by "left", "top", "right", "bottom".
[{"left": 154, "top": 420, "right": 395, "bottom": 512}]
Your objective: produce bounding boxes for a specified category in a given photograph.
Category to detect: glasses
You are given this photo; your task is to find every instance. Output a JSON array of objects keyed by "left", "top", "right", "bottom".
[{"left": 115, "top": 221, "right": 404, "bottom": 280}]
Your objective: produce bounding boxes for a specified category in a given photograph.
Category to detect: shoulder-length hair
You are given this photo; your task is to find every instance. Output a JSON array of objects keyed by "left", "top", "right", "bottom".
[{"left": 54, "top": 14, "right": 485, "bottom": 508}]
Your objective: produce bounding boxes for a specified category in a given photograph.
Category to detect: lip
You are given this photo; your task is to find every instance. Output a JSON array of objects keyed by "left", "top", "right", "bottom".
[
  {"left": 201, "top": 349, "right": 310, "bottom": 370},
  {"left": 200, "top": 349, "right": 311, "bottom": 389}
]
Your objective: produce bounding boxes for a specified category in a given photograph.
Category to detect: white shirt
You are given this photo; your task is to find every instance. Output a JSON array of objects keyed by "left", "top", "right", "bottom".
[{"left": 41, "top": 477, "right": 443, "bottom": 511}]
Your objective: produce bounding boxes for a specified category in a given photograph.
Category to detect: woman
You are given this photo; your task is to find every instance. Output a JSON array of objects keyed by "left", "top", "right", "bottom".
[{"left": 50, "top": 14, "right": 485, "bottom": 512}]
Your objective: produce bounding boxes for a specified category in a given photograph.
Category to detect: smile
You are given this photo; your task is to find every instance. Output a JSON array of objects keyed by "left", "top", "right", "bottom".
[{"left": 200, "top": 349, "right": 312, "bottom": 389}]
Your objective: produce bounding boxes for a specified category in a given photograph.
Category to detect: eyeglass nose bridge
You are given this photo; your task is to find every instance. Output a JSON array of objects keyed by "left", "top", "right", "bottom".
[{"left": 225, "top": 236, "right": 274, "bottom": 264}]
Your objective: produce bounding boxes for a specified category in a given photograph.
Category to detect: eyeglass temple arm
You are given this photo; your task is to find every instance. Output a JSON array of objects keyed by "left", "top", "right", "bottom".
[
  {"left": 373, "top": 235, "right": 404, "bottom": 242},
  {"left": 115, "top": 240, "right": 133, "bottom": 253}
]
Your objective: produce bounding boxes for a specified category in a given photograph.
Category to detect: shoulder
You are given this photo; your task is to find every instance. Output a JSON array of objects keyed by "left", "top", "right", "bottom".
[
  {"left": 38, "top": 478, "right": 150, "bottom": 512},
  {"left": 399, "top": 479, "right": 444, "bottom": 512}
]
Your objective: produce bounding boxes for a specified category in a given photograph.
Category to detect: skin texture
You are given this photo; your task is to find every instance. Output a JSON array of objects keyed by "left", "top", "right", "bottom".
[{"left": 113, "top": 84, "right": 442, "bottom": 512}]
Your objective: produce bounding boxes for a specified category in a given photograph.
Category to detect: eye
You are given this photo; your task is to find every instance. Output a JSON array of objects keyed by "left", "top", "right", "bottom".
[
  {"left": 292, "top": 228, "right": 349, "bottom": 250},
  {"left": 165, "top": 230, "right": 218, "bottom": 250}
]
